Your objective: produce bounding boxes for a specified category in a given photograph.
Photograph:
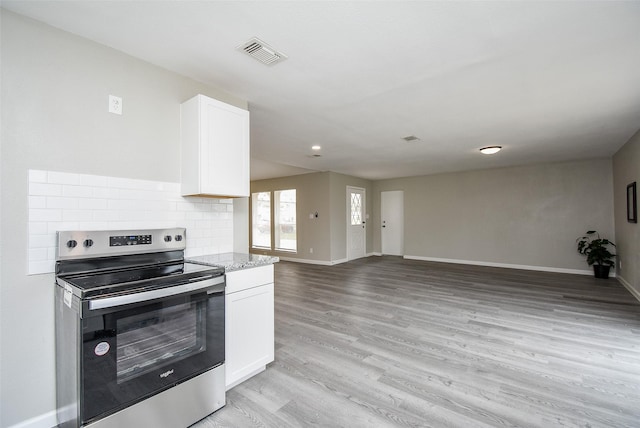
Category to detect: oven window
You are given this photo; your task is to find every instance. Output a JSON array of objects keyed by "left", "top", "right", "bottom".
[{"left": 116, "top": 301, "right": 206, "bottom": 383}]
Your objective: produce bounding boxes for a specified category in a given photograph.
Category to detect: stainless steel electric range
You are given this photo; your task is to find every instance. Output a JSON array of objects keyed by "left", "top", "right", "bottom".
[{"left": 54, "top": 228, "right": 226, "bottom": 428}]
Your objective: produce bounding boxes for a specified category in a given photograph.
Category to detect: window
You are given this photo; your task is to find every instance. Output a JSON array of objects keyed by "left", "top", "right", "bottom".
[
  {"left": 251, "top": 192, "right": 271, "bottom": 248},
  {"left": 275, "top": 189, "right": 296, "bottom": 251},
  {"left": 350, "top": 191, "right": 362, "bottom": 225},
  {"left": 251, "top": 189, "right": 297, "bottom": 252}
]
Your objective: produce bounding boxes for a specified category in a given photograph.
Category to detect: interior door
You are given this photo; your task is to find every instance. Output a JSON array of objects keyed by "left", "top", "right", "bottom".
[
  {"left": 347, "top": 186, "right": 366, "bottom": 260},
  {"left": 381, "top": 190, "right": 404, "bottom": 256}
]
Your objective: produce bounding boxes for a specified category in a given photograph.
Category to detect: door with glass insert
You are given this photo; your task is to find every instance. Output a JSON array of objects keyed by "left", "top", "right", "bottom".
[{"left": 347, "top": 186, "right": 366, "bottom": 260}]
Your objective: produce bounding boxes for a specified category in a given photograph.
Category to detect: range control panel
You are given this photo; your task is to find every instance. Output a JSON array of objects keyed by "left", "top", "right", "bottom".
[
  {"left": 56, "top": 228, "right": 186, "bottom": 261},
  {"left": 110, "top": 234, "right": 153, "bottom": 246}
]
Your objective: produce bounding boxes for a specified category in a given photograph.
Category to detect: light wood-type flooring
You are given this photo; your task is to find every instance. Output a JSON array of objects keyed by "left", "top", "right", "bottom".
[{"left": 194, "top": 256, "right": 640, "bottom": 428}]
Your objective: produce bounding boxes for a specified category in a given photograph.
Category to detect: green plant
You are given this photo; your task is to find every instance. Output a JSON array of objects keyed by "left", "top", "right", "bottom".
[{"left": 576, "top": 230, "right": 616, "bottom": 266}]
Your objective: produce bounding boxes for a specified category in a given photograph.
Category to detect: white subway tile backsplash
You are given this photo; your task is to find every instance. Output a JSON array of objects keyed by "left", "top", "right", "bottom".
[
  {"left": 63, "top": 210, "right": 95, "bottom": 222},
  {"left": 29, "top": 248, "right": 48, "bottom": 261},
  {"left": 48, "top": 171, "right": 81, "bottom": 185},
  {"left": 78, "top": 221, "right": 110, "bottom": 231},
  {"left": 29, "top": 222, "right": 48, "bottom": 235},
  {"left": 29, "top": 182, "right": 62, "bottom": 197},
  {"left": 29, "top": 234, "right": 56, "bottom": 248},
  {"left": 78, "top": 198, "right": 108, "bottom": 210},
  {"left": 29, "top": 208, "right": 63, "bottom": 222},
  {"left": 47, "top": 222, "right": 80, "bottom": 234},
  {"left": 29, "top": 260, "right": 56, "bottom": 275},
  {"left": 185, "top": 211, "right": 203, "bottom": 220},
  {"left": 47, "top": 197, "right": 79, "bottom": 210},
  {"left": 92, "top": 210, "right": 120, "bottom": 222},
  {"left": 79, "top": 174, "right": 108, "bottom": 187},
  {"left": 93, "top": 187, "right": 119, "bottom": 199},
  {"left": 28, "top": 170, "right": 234, "bottom": 274},
  {"left": 29, "top": 170, "right": 48, "bottom": 183},
  {"left": 29, "top": 196, "right": 47, "bottom": 209},
  {"left": 106, "top": 176, "right": 138, "bottom": 189},
  {"left": 62, "top": 185, "right": 94, "bottom": 198}
]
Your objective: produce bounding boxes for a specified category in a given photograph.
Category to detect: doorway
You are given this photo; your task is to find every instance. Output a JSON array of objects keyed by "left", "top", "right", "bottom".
[
  {"left": 381, "top": 190, "right": 404, "bottom": 256},
  {"left": 347, "top": 186, "right": 366, "bottom": 260}
]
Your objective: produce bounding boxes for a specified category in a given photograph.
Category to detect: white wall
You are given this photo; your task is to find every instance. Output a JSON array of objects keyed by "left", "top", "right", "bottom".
[
  {"left": 1, "top": 11, "right": 247, "bottom": 427},
  {"left": 613, "top": 128, "right": 640, "bottom": 298},
  {"left": 372, "top": 159, "right": 615, "bottom": 273}
]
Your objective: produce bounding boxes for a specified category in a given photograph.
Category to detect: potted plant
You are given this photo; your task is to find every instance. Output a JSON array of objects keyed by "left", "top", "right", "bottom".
[{"left": 576, "top": 230, "right": 616, "bottom": 278}]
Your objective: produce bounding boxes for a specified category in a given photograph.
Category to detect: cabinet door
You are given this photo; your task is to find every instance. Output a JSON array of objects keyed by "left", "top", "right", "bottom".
[
  {"left": 180, "top": 94, "right": 250, "bottom": 198},
  {"left": 225, "top": 283, "right": 274, "bottom": 389},
  {"left": 200, "top": 97, "right": 249, "bottom": 197}
]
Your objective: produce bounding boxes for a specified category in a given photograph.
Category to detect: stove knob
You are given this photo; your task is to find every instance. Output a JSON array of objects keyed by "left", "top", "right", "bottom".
[
  {"left": 66, "top": 239, "right": 77, "bottom": 249},
  {"left": 174, "top": 235, "right": 183, "bottom": 242},
  {"left": 83, "top": 239, "right": 94, "bottom": 248},
  {"left": 164, "top": 235, "right": 172, "bottom": 242}
]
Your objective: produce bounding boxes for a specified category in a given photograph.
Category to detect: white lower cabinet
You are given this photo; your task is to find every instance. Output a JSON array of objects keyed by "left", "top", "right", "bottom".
[{"left": 225, "top": 265, "right": 275, "bottom": 390}]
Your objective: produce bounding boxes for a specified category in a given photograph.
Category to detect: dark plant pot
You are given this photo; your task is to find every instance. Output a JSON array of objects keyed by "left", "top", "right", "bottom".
[{"left": 593, "top": 265, "right": 611, "bottom": 279}]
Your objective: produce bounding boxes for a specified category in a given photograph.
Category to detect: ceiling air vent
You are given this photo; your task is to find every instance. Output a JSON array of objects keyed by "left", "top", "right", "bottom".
[{"left": 238, "top": 37, "right": 287, "bottom": 66}]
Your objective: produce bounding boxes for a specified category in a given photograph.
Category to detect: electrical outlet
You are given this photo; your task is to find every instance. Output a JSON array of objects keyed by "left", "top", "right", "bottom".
[
  {"left": 309, "top": 248, "right": 313, "bottom": 254},
  {"left": 109, "top": 95, "right": 122, "bottom": 115}
]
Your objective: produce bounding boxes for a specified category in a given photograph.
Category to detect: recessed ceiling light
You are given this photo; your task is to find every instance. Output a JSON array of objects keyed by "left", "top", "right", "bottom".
[
  {"left": 479, "top": 146, "right": 502, "bottom": 155},
  {"left": 311, "top": 145, "right": 321, "bottom": 151}
]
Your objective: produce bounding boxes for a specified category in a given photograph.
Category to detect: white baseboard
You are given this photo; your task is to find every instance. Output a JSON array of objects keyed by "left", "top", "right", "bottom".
[
  {"left": 278, "top": 256, "right": 348, "bottom": 266},
  {"left": 8, "top": 410, "right": 57, "bottom": 428},
  {"left": 281, "top": 254, "right": 621, "bottom": 281},
  {"left": 617, "top": 275, "right": 640, "bottom": 302},
  {"left": 403, "top": 255, "right": 597, "bottom": 276}
]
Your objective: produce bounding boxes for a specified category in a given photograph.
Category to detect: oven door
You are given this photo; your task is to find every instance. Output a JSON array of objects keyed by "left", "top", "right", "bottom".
[{"left": 80, "top": 278, "right": 224, "bottom": 425}]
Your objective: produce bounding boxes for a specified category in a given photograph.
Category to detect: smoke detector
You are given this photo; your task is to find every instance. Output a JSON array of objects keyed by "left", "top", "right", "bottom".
[{"left": 238, "top": 37, "right": 287, "bottom": 66}]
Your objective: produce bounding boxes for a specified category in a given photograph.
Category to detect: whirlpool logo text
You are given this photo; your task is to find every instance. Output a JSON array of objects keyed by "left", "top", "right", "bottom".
[{"left": 159, "top": 369, "right": 174, "bottom": 379}]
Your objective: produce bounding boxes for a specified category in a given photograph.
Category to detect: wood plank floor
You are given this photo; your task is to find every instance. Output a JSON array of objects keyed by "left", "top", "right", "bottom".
[{"left": 194, "top": 257, "right": 640, "bottom": 428}]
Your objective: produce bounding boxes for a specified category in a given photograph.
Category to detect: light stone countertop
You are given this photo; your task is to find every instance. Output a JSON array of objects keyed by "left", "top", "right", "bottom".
[{"left": 186, "top": 252, "right": 279, "bottom": 272}]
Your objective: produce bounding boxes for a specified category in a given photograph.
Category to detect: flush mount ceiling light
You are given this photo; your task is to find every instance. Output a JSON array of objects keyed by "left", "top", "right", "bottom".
[
  {"left": 479, "top": 146, "right": 502, "bottom": 155},
  {"left": 237, "top": 37, "right": 287, "bottom": 66},
  {"left": 311, "top": 145, "right": 321, "bottom": 151},
  {"left": 402, "top": 135, "right": 420, "bottom": 142}
]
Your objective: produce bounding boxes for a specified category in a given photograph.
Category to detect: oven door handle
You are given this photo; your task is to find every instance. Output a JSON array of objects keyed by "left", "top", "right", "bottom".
[{"left": 88, "top": 275, "right": 225, "bottom": 310}]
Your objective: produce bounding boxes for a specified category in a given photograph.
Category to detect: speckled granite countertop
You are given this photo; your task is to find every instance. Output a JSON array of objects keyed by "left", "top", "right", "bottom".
[{"left": 186, "top": 252, "right": 279, "bottom": 272}]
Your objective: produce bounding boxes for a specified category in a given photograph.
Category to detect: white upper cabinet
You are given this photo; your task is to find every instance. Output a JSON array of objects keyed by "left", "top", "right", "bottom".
[{"left": 180, "top": 94, "right": 250, "bottom": 198}]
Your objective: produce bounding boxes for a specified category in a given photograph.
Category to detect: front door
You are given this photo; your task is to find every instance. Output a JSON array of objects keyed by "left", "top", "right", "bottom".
[{"left": 347, "top": 186, "right": 366, "bottom": 260}]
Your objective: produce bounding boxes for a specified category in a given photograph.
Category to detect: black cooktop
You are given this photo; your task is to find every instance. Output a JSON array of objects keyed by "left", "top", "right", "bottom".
[{"left": 57, "top": 260, "right": 224, "bottom": 299}]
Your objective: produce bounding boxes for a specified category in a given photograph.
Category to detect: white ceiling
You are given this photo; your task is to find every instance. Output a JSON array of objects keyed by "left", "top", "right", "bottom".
[{"left": 3, "top": 1, "right": 640, "bottom": 181}]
